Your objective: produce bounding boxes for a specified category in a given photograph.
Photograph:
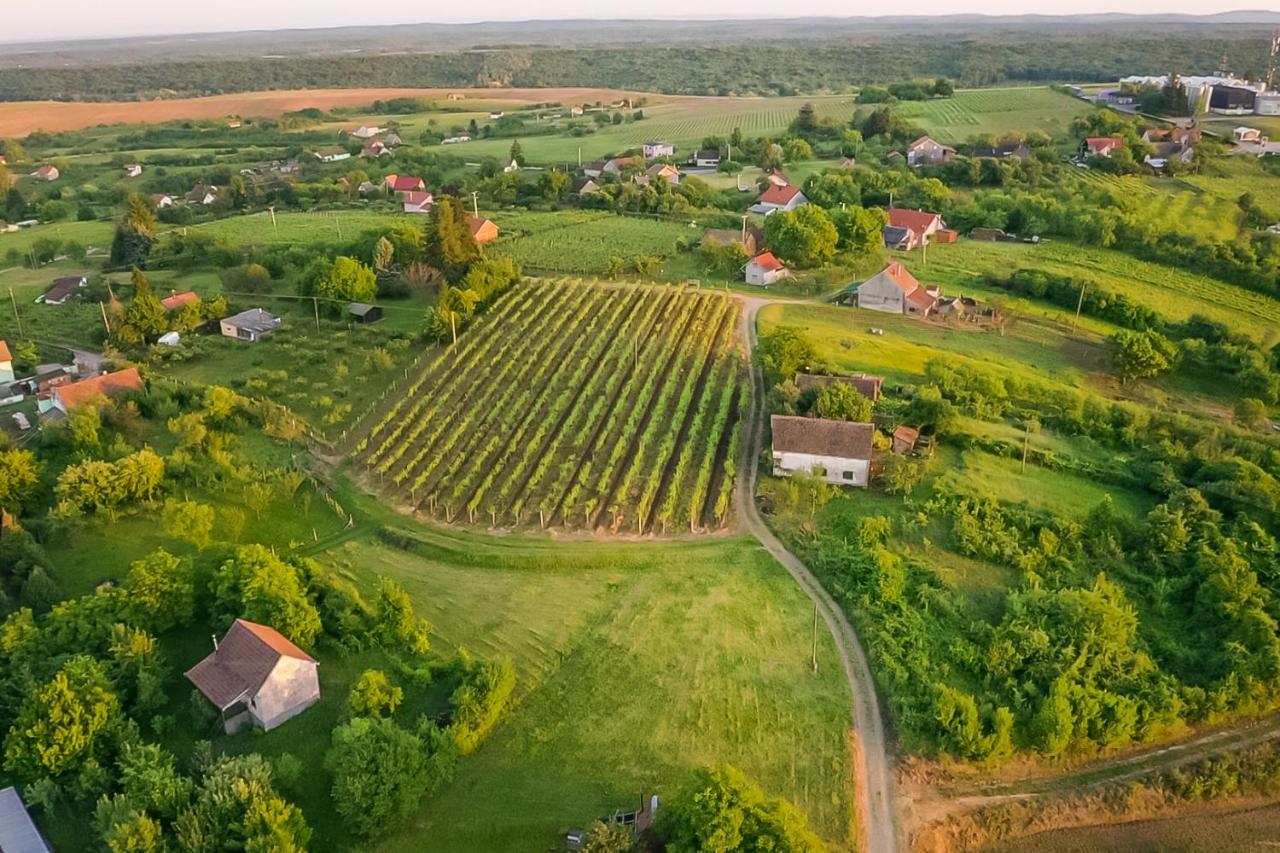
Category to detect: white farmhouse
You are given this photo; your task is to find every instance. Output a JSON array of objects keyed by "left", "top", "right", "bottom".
[
  {"left": 771, "top": 415, "right": 874, "bottom": 487},
  {"left": 744, "top": 251, "right": 789, "bottom": 286},
  {"left": 749, "top": 184, "right": 807, "bottom": 216},
  {"left": 186, "top": 619, "right": 320, "bottom": 734},
  {"left": 643, "top": 141, "right": 674, "bottom": 159},
  {"left": 855, "top": 262, "right": 940, "bottom": 317}
]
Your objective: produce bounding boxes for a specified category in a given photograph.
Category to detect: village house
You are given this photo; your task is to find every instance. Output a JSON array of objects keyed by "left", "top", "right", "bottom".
[
  {"left": 29, "top": 165, "right": 58, "bottom": 182},
  {"left": 186, "top": 619, "right": 320, "bottom": 734},
  {"left": 0, "top": 786, "right": 51, "bottom": 853},
  {"left": 906, "top": 135, "right": 956, "bottom": 168},
  {"left": 48, "top": 367, "right": 144, "bottom": 415},
  {"left": 502, "top": 159, "right": 521, "bottom": 174},
  {"left": 401, "top": 191, "right": 434, "bottom": 214},
  {"left": 744, "top": 251, "right": 789, "bottom": 286},
  {"left": 764, "top": 168, "right": 789, "bottom": 187},
  {"left": 1144, "top": 141, "right": 1196, "bottom": 170},
  {"left": 150, "top": 193, "right": 174, "bottom": 210},
  {"left": 602, "top": 156, "right": 643, "bottom": 178},
  {"left": 122, "top": 163, "right": 143, "bottom": 178},
  {"left": 693, "top": 148, "right": 721, "bottom": 168},
  {"left": 1234, "top": 126, "right": 1263, "bottom": 143},
  {"left": 186, "top": 185, "right": 218, "bottom": 206},
  {"left": 350, "top": 125, "right": 385, "bottom": 139},
  {"left": 384, "top": 174, "right": 426, "bottom": 193},
  {"left": 314, "top": 147, "right": 351, "bottom": 163},
  {"left": 1084, "top": 137, "right": 1125, "bottom": 158},
  {"left": 854, "top": 261, "right": 940, "bottom": 317},
  {"left": 643, "top": 141, "right": 674, "bottom": 159},
  {"left": 383, "top": 132, "right": 402, "bottom": 148},
  {"left": 0, "top": 340, "right": 13, "bottom": 385},
  {"left": 361, "top": 140, "right": 391, "bottom": 158},
  {"left": 578, "top": 179, "right": 602, "bottom": 196},
  {"left": 771, "top": 415, "right": 875, "bottom": 487},
  {"left": 570, "top": 105, "right": 585, "bottom": 116},
  {"left": 441, "top": 135, "right": 471, "bottom": 145},
  {"left": 795, "top": 372, "right": 883, "bottom": 401},
  {"left": 883, "top": 208, "right": 947, "bottom": 250},
  {"left": 36, "top": 274, "right": 88, "bottom": 305},
  {"left": 220, "top": 308, "right": 281, "bottom": 342},
  {"left": 161, "top": 290, "right": 199, "bottom": 312},
  {"left": 892, "top": 425, "right": 921, "bottom": 454},
  {"left": 468, "top": 216, "right": 500, "bottom": 244},
  {"left": 750, "top": 184, "right": 807, "bottom": 215},
  {"left": 645, "top": 163, "right": 681, "bottom": 185},
  {"left": 970, "top": 141, "right": 1031, "bottom": 160}
]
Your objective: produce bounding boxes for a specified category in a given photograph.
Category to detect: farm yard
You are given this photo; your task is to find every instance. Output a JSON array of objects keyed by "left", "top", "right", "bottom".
[
  {"left": 355, "top": 280, "right": 745, "bottom": 533},
  {"left": 891, "top": 86, "right": 1090, "bottom": 143}
]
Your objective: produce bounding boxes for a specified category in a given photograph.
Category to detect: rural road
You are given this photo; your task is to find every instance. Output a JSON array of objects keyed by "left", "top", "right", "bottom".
[{"left": 734, "top": 295, "right": 900, "bottom": 853}]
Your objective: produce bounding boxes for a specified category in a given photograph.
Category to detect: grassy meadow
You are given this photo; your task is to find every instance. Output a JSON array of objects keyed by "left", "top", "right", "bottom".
[{"left": 891, "top": 86, "right": 1091, "bottom": 144}]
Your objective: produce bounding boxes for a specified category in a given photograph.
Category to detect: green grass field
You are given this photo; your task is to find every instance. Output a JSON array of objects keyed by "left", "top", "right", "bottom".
[
  {"left": 891, "top": 87, "right": 1091, "bottom": 144},
  {"left": 186, "top": 209, "right": 404, "bottom": 245},
  {"left": 1067, "top": 169, "right": 1243, "bottom": 242},
  {"left": 487, "top": 210, "right": 697, "bottom": 275}
]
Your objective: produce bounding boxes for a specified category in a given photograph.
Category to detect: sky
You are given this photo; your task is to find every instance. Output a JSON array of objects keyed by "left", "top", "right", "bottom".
[{"left": 7, "top": 1, "right": 1280, "bottom": 43}]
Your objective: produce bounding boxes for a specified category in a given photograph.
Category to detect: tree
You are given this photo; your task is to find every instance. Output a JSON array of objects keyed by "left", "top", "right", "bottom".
[
  {"left": 125, "top": 549, "right": 195, "bottom": 633},
  {"left": 810, "top": 383, "right": 872, "bottom": 421},
  {"left": 755, "top": 327, "right": 815, "bottom": 388},
  {"left": 172, "top": 754, "right": 310, "bottom": 851},
  {"left": 162, "top": 499, "right": 215, "bottom": 550},
  {"left": 347, "top": 669, "right": 403, "bottom": 718},
  {"left": 1110, "top": 329, "right": 1176, "bottom": 384},
  {"left": 932, "top": 77, "right": 955, "bottom": 96},
  {"left": 790, "top": 102, "right": 817, "bottom": 138},
  {"left": 1235, "top": 398, "right": 1269, "bottom": 430},
  {"left": 829, "top": 206, "right": 887, "bottom": 258},
  {"left": 373, "top": 578, "right": 430, "bottom": 657},
  {"left": 317, "top": 256, "right": 377, "bottom": 305},
  {"left": 3, "top": 655, "right": 120, "bottom": 782},
  {"left": 581, "top": 820, "right": 636, "bottom": 853},
  {"left": 764, "top": 205, "right": 838, "bottom": 269},
  {"left": 423, "top": 196, "right": 481, "bottom": 281},
  {"left": 657, "top": 765, "right": 825, "bottom": 853},
  {"left": 110, "top": 194, "right": 158, "bottom": 269},
  {"left": 211, "top": 545, "right": 321, "bottom": 648},
  {"left": 509, "top": 139, "right": 525, "bottom": 166},
  {"left": 118, "top": 268, "right": 168, "bottom": 344},
  {"left": 0, "top": 447, "right": 40, "bottom": 513},
  {"left": 539, "top": 169, "right": 571, "bottom": 202},
  {"left": 372, "top": 236, "right": 394, "bottom": 272},
  {"left": 325, "top": 716, "right": 435, "bottom": 837}
]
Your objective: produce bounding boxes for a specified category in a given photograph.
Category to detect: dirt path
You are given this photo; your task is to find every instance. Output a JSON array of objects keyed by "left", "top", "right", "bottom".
[{"left": 734, "top": 294, "right": 899, "bottom": 853}]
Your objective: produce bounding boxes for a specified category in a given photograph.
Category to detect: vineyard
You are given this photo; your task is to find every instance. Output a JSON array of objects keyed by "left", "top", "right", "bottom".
[
  {"left": 353, "top": 279, "right": 745, "bottom": 534},
  {"left": 1068, "top": 170, "right": 1241, "bottom": 242},
  {"left": 893, "top": 86, "right": 1089, "bottom": 143},
  {"left": 488, "top": 211, "right": 692, "bottom": 274}
]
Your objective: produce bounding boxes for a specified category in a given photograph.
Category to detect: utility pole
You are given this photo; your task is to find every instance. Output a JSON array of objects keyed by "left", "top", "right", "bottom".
[
  {"left": 98, "top": 301, "right": 111, "bottom": 336},
  {"left": 470, "top": 191, "right": 480, "bottom": 218},
  {"left": 312, "top": 297, "right": 320, "bottom": 332},
  {"left": 1021, "top": 430, "right": 1030, "bottom": 473},
  {"left": 450, "top": 311, "right": 457, "bottom": 348},
  {"left": 1073, "top": 281, "right": 1087, "bottom": 334},
  {"left": 269, "top": 206, "right": 277, "bottom": 228},
  {"left": 740, "top": 214, "right": 748, "bottom": 243},
  {"left": 8, "top": 288, "right": 22, "bottom": 337},
  {"left": 811, "top": 603, "right": 819, "bottom": 674}
]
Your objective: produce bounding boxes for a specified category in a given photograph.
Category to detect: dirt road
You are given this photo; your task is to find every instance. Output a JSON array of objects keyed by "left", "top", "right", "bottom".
[{"left": 734, "top": 295, "right": 899, "bottom": 853}]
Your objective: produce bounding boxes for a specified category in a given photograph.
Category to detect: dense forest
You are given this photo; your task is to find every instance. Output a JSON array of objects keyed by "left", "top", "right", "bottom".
[{"left": 0, "top": 30, "right": 1272, "bottom": 101}]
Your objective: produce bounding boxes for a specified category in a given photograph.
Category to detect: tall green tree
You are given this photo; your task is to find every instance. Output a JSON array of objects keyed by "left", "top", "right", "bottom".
[
  {"left": 3, "top": 655, "right": 121, "bottom": 782},
  {"left": 118, "top": 268, "right": 168, "bottom": 344},
  {"left": 423, "top": 196, "right": 481, "bottom": 282},
  {"left": 211, "top": 545, "right": 321, "bottom": 648},
  {"left": 325, "top": 716, "right": 443, "bottom": 837},
  {"left": 657, "top": 764, "right": 826, "bottom": 853},
  {"left": 764, "top": 206, "right": 838, "bottom": 269},
  {"left": 109, "top": 194, "right": 158, "bottom": 269}
]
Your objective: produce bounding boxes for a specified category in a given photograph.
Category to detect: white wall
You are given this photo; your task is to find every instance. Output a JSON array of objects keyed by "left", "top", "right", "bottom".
[
  {"left": 773, "top": 451, "right": 869, "bottom": 487},
  {"left": 250, "top": 658, "right": 320, "bottom": 731}
]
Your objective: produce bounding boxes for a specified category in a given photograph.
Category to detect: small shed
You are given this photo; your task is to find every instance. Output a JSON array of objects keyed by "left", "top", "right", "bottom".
[
  {"left": 349, "top": 303, "right": 383, "bottom": 324},
  {"left": 892, "top": 425, "right": 920, "bottom": 453}
]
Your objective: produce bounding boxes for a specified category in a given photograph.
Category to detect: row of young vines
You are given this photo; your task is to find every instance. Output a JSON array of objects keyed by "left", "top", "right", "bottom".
[{"left": 353, "top": 279, "right": 745, "bottom": 533}]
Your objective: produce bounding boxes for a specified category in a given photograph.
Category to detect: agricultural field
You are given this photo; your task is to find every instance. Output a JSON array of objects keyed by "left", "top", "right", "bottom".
[
  {"left": 487, "top": 209, "right": 697, "bottom": 276},
  {"left": 186, "top": 208, "right": 403, "bottom": 246},
  {"left": 985, "top": 802, "right": 1280, "bottom": 853},
  {"left": 1067, "top": 169, "right": 1243, "bottom": 242},
  {"left": 891, "top": 86, "right": 1091, "bottom": 143},
  {"left": 355, "top": 280, "right": 745, "bottom": 533}
]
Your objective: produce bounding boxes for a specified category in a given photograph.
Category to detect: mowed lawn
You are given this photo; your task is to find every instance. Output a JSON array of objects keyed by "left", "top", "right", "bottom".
[
  {"left": 315, "top": 527, "right": 854, "bottom": 851},
  {"left": 891, "top": 87, "right": 1091, "bottom": 144}
]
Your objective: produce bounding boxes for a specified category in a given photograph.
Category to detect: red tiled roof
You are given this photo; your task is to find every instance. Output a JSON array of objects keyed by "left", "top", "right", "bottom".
[
  {"left": 880, "top": 261, "right": 922, "bottom": 294},
  {"left": 0, "top": 340, "right": 10, "bottom": 363},
  {"left": 185, "top": 619, "right": 315, "bottom": 710},
  {"left": 161, "top": 291, "right": 198, "bottom": 312},
  {"left": 386, "top": 175, "right": 425, "bottom": 192},
  {"left": 760, "top": 184, "right": 802, "bottom": 206},
  {"left": 53, "top": 368, "right": 143, "bottom": 410},
  {"left": 905, "top": 287, "right": 936, "bottom": 309},
  {"left": 887, "top": 208, "right": 941, "bottom": 235},
  {"left": 894, "top": 425, "right": 920, "bottom": 446},
  {"left": 467, "top": 217, "right": 499, "bottom": 243},
  {"left": 1086, "top": 136, "right": 1124, "bottom": 149},
  {"left": 771, "top": 415, "right": 875, "bottom": 460},
  {"left": 751, "top": 251, "right": 785, "bottom": 272},
  {"left": 402, "top": 191, "right": 433, "bottom": 207}
]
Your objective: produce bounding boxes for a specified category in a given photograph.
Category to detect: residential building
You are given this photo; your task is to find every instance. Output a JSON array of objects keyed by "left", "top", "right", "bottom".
[
  {"left": 360, "top": 140, "right": 391, "bottom": 158},
  {"left": 384, "top": 174, "right": 426, "bottom": 193},
  {"left": 349, "top": 125, "right": 385, "bottom": 139},
  {"left": 50, "top": 367, "right": 144, "bottom": 414},
  {"left": 905, "top": 135, "right": 956, "bottom": 167},
  {"left": 578, "top": 179, "right": 602, "bottom": 195},
  {"left": 0, "top": 787, "right": 51, "bottom": 853},
  {"left": 220, "top": 308, "right": 281, "bottom": 342},
  {"left": 744, "top": 252, "right": 788, "bottom": 286},
  {"left": 884, "top": 207, "right": 945, "bottom": 249},
  {"left": 150, "top": 193, "right": 174, "bottom": 209},
  {"left": 771, "top": 415, "right": 874, "bottom": 487},
  {"left": 693, "top": 148, "right": 721, "bottom": 168},
  {"left": 29, "top": 165, "right": 58, "bottom": 182},
  {"left": 970, "top": 141, "right": 1031, "bottom": 160},
  {"left": 603, "top": 156, "right": 643, "bottom": 177},
  {"left": 185, "top": 184, "right": 218, "bottom": 205},
  {"left": 122, "top": 163, "right": 143, "bottom": 178},
  {"left": 468, "top": 217, "right": 500, "bottom": 244},
  {"left": 161, "top": 290, "right": 199, "bottom": 312},
  {"left": 750, "top": 184, "right": 807, "bottom": 215},
  {"left": 643, "top": 141, "right": 674, "bottom": 159},
  {"left": 401, "top": 191, "right": 434, "bottom": 214},
  {"left": 794, "top": 372, "right": 883, "bottom": 401},
  {"left": 764, "top": 169, "right": 789, "bottom": 187},
  {"left": 1084, "top": 137, "right": 1125, "bottom": 158},
  {"left": 314, "top": 147, "right": 351, "bottom": 163},
  {"left": 186, "top": 619, "right": 320, "bottom": 734},
  {"left": 855, "top": 261, "right": 940, "bottom": 317},
  {"left": 37, "top": 274, "right": 88, "bottom": 305},
  {"left": 1144, "top": 141, "right": 1196, "bottom": 170},
  {"left": 702, "top": 226, "right": 764, "bottom": 257},
  {"left": 0, "top": 340, "right": 12, "bottom": 384},
  {"left": 645, "top": 163, "right": 680, "bottom": 185}
]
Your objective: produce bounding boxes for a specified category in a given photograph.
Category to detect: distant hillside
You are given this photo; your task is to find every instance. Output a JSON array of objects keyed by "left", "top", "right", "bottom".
[{"left": 0, "top": 14, "right": 1277, "bottom": 101}]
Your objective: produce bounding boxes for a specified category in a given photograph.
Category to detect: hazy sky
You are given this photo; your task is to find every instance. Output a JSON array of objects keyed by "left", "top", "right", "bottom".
[{"left": 8, "top": 1, "right": 1280, "bottom": 42}]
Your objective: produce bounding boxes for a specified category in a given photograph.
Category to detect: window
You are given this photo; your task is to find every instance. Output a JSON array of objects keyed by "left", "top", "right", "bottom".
[{"left": 842, "top": 470, "right": 854, "bottom": 481}]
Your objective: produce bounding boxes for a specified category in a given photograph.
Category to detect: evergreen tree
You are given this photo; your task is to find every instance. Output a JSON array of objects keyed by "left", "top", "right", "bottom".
[
  {"left": 423, "top": 196, "right": 481, "bottom": 282},
  {"left": 109, "top": 195, "right": 157, "bottom": 269},
  {"left": 118, "top": 268, "right": 167, "bottom": 344}
]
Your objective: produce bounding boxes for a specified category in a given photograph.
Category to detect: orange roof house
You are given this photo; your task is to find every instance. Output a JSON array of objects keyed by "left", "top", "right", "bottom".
[
  {"left": 50, "top": 367, "right": 144, "bottom": 413},
  {"left": 1084, "top": 137, "right": 1125, "bottom": 157},
  {"left": 467, "top": 217, "right": 500, "bottom": 244},
  {"left": 854, "top": 262, "right": 940, "bottom": 318}
]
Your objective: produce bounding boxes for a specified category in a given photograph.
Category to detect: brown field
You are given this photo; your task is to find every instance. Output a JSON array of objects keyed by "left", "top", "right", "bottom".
[
  {"left": 0, "top": 87, "right": 656, "bottom": 137},
  {"left": 983, "top": 801, "right": 1280, "bottom": 853}
]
